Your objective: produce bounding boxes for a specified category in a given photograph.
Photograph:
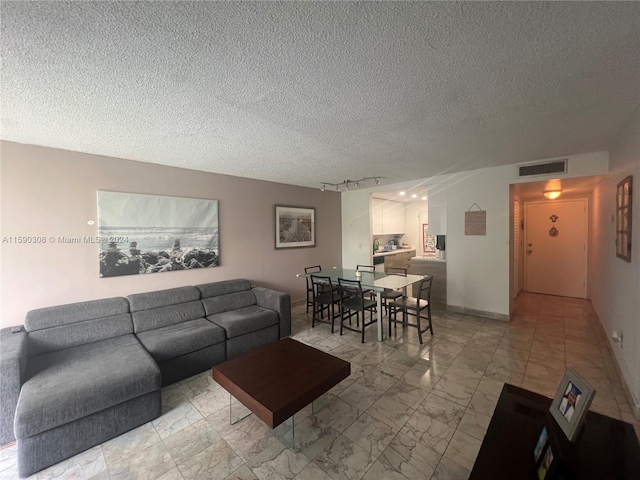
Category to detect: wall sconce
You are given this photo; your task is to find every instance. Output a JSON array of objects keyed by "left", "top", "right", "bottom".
[
  {"left": 320, "top": 177, "right": 382, "bottom": 192},
  {"left": 544, "top": 190, "right": 562, "bottom": 199}
]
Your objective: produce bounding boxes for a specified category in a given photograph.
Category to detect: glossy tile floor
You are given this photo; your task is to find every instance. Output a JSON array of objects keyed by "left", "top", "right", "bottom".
[{"left": 1, "top": 293, "right": 638, "bottom": 480}]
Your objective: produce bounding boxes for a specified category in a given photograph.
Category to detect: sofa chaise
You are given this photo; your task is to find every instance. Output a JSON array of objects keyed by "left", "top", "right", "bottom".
[{"left": 0, "top": 279, "right": 290, "bottom": 478}]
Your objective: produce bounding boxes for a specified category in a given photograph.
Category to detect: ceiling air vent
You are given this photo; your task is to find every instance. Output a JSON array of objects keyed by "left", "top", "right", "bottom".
[{"left": 517, "top": 159, "right": 568, "bottom": 178}]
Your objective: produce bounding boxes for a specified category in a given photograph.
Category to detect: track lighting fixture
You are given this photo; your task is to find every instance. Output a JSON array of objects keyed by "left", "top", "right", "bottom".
[{"left": 320, "top": 177, "right": 382, "bottom": 192}]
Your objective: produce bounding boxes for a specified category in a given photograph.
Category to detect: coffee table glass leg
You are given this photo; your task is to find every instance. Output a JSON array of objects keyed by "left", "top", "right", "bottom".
[
  {"left": 229, "top": 394, "right": 251, "bottom": 425},
  {"left": 274, "top": 416, "right": 298, "bottom": 452},
  {"left": 311, "top": 393, "right": 329, "bottom": 414}
]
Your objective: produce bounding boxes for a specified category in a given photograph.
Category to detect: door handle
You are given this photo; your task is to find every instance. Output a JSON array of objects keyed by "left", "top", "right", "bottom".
[{"left": 527, "top": 249, "right": 533, "bottom": 255}]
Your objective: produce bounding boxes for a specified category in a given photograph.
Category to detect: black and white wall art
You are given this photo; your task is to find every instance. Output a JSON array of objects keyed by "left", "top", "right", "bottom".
[
  {"left": 275, "top": 205, "right": 315, "bottom": 249},
  {"left": 97, "top": 191, "right": 219, "bottom": 277}
]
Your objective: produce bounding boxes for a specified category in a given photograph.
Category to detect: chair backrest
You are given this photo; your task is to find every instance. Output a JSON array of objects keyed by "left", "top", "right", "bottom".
[
  {"left": 356, "top": 265, "right": 375, "bottom": 272},
  {"left": 385, "top": 267, "right": 407, "bottom": 276},
  {"left": 418, "top": 276, "right": 433, "bottom": 302},
  {"left": 338, "top": 278, "right": 365, "bottom": 308},
  {"left": 305, "top": 265, "right": 322, "bottom": 291},
  {"left": 311, "top": 274, "right": 337, "bottom": 300}
]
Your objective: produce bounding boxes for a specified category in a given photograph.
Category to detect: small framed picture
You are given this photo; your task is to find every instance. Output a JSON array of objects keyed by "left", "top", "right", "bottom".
[
  {"left": 533, "top": 426, "right": 548, "bottom": 465},
  {"left": 537, "top": 442, "right": 556, "bottom": 480},
  {"left": 550, "top": 367, "right": 596, "bottom": 442}
]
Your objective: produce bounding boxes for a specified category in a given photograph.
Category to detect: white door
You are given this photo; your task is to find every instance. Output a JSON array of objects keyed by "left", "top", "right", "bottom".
[{"left": 525, "top": 199, "right": 588, "bottom": 298}]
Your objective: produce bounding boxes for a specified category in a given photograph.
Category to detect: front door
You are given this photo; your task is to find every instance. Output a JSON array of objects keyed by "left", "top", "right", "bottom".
[{"left": 525, "top": 198, "right": 588, "bottom": 298}]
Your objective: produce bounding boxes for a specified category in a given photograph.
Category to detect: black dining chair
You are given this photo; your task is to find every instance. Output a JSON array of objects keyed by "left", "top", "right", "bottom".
[
  {"left": 305, "top": 265, "right": 321, "bottom": 313},
  {"left": 379, "top": 267, "right": 406, "bottom": 316},
  {"left": 388, "top": 275, "right": 434, "bottom": 344},
  {"left": 310, "top": 274, "right": 342, "bottom": 333},
  {"left": 338, "top": 278, "right": 377, "bottom": 343}
]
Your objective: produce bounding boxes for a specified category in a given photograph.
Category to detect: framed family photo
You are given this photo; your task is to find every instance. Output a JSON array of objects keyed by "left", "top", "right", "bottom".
[
  {"left": 275, "top": 205, "right": 315, "bottom": 249},
  {"left": 550, "top": 367, "right": 596, "bottom": 442}
]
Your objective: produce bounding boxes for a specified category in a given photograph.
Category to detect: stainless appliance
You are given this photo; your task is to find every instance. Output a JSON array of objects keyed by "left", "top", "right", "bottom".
[{"left": 373, "top": 255, "right": 385, "bottom": 272}]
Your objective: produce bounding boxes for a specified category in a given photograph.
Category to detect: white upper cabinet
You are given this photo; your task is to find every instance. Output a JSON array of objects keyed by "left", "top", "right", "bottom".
[{"left": 371, "top": 198, "right": 405, "bottom": 235}]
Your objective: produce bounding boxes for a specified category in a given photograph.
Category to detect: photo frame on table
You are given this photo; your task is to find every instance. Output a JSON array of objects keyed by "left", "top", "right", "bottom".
[
  {"left": 550, "top": 367, "right": 596, "bottom": 442},
  {"left": 275, "top": 205, "right": 315, "bottom": 249},
  {"left": 536, "top": 439, "right": 557, "bottom": 480}
]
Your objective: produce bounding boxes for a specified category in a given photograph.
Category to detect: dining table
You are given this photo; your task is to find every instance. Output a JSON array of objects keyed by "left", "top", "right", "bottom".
[{"left": 297, "top": 267, "right": 426, "bottom": 341}]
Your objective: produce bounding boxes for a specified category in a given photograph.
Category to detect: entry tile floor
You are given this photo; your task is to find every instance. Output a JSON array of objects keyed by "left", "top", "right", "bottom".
[{"left": 1, "top": 293, "right": 638, "bottom": 480}]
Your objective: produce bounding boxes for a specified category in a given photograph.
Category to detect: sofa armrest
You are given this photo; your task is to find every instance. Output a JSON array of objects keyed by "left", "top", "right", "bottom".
[
  {"left": 252, "top": 287, "right": 291, "bottom": 338},
  {"left": 0, "top": 326, "right": 28, "bottom": 444}
]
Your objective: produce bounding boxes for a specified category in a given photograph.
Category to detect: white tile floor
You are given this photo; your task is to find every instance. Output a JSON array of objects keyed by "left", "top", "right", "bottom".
[{"left": 1, "top": 293, "right": 638, "bottom": 480}]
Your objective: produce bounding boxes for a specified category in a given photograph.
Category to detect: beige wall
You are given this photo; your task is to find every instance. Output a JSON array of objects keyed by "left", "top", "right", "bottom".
[
  {"left": 589, "top": 108, "right": 640, "bottom": 409},
  {"left": 0, "top": 141, "right": 342, "bottom": 328}
]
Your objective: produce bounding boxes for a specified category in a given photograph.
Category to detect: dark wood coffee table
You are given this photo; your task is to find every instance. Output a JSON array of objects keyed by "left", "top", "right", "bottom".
[{"left": 212, "top": 338, "right": 350, "bottom": 432}]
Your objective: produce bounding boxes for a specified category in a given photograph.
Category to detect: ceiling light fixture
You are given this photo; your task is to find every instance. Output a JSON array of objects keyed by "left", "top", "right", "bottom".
[
  {"left": 422, "top": 196, "right": 427, "bottom": 201},
  {"left": 411, "top": 194, "right": 417, "bottom": 198},
  {"left": 399, "top": 191, "right": 406, "bottom": 196},
  {"left": 544, "top": 190, "right": 562, "bottom": 199},
  {"left": 320, "top": 177, "right": 382, "bottom": 192}
]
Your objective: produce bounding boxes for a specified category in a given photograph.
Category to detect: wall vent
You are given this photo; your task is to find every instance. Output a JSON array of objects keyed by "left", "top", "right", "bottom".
[{"left": 517, "top": 159, "right": 568, "bottom": 178}]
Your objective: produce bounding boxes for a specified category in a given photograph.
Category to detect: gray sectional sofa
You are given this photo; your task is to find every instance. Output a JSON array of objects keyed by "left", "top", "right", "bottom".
[{"left": 0, "top": 279, "right": 291, "bottom": 478}]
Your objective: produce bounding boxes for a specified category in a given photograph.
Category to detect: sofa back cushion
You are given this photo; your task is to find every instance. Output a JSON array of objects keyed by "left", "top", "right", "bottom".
[
  {"left": 128, "top": 286, "right": 205, "bottom": 333},
  {"left": 25, "top": 298, "right": 132, "bottom": 356},
  {"left": 196, "top": 279, "right": 252, "bottom": 298},
  {"left": 201, "top": 291, "right": 257, "bottom": 316}
]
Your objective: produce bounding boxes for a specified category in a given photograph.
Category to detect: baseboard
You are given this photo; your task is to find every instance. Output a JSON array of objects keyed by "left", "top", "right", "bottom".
[
  {"left": 591, "top": 301, "right": 640, "bottom": 421},
  {"left": 446, "top": 304, "right": 509, "bottom": 322}
]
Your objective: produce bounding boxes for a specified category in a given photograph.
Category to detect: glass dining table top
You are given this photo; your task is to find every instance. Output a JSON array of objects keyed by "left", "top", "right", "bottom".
[{"left": 298, "top": 268, "right": 425, "bottom": 292}]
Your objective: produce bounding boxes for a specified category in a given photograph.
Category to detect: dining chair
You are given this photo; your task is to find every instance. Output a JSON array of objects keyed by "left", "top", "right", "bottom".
[
  {"left": 356, "top": 265, "right": 375, "bottom": 272},
  {"left": 338, "top": 278, "right": 377, "bottom": 343},
  {"left": 310, "top": 274, "right": 342, "bottom": 333},
  {"left": 388, "top": 275, "right": 434, "bottom": 344},
  {"left": 304, "top": 265, "right": 321, "bottom": 313},
  {"left": 379, "top": 267, "right": 406, "bottom": 316}
]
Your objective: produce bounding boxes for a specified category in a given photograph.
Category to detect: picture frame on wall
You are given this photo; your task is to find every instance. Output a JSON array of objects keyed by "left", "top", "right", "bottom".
[
  {"left": 422, "top": 223, "right": 436, "bottom": 253},
  {"left": 275, "top": 205, "right": 315, "bottom": 249},
  {"left": 549, "top": 367, "right": 596, "bottom": 442},
  {"left": 616, "top": 175, "right": 632, "bottom": 262}
]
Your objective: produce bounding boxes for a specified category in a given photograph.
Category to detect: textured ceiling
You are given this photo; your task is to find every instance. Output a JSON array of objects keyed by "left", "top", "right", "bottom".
[{"left": 2, "top": 2, "right": 639, "bottom": 189}]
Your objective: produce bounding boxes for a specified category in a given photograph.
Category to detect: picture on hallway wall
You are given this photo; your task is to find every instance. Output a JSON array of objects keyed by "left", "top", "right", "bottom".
[
  {"left": 97, "top": 191, "right": 219, "bottom": 277},
  {"left": 275, "top": 205, "right": 315, "bottom": 249},
  {"left": 549, "top": 367, "right": 595, "bottom": 442}
]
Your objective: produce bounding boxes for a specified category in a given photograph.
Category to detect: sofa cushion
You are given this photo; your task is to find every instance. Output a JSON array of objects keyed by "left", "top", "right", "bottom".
[
  {"left": 207, "top": 305, "right": 279, "bottom": 339},
  {"left": 196, "top": 279, "right": 252, "bottom": 298},
  {"left": 135, "top": 318, "right": 226, "bottom": 363},
  {"left": 201, "top": 291, "right": 256, "bottom": 317},
  {"left": 130, "top": 300, "right": 205, "bottom": 333},
  {"left": 15, "top": 335, "right": 160, "bottom": 439},
  {"left": 128, "top": 286, "right": 201, "bottom": 312},
  {"left": 25, "top": 298, "right": 132, "bottom": 356}
]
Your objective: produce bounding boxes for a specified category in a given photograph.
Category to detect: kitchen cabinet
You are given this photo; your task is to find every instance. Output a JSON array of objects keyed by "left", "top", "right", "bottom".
[
  {"left": 383, "top": 250, "right": 415, "bottom": 271},
  {"left": 409, "top": 257, "right": 446, "bottom": 307},
  {"left": 371, "top": 198, "right": 406, "bottom": 235}
]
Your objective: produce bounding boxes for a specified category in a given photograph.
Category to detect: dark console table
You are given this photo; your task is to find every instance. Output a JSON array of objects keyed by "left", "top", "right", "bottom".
[{"left": 470, "top": 384, "right": 640, "bottom": 479}]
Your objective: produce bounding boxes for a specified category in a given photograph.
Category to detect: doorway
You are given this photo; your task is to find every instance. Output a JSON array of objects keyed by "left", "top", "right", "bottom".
[{"left": 524, "top": 198, "right": 588, "bottom": 298}]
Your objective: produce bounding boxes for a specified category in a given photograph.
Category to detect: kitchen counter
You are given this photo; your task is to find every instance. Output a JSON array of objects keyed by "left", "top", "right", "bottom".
[
  {"left": 409, "top": 256, "right": 446, "bottom": 307},
  {"left": 373, "top": 249, "right": 415, "bottom": 257},
  {"left": 411, "top": 255, "right": 446, "bottom": 263}
]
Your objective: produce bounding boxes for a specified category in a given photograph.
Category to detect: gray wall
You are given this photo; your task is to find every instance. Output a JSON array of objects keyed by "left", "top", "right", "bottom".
[{"left": 0, "top": 141, "right": 342, "bottom": 327}]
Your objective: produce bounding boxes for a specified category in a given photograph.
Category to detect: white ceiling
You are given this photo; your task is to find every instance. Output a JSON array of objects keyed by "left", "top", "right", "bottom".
[{"left": 2, "top": 2, "right": 639, "bottom": 189}]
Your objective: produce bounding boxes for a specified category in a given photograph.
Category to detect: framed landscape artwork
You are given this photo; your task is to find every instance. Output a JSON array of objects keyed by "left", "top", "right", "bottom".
[
  {"left": 275, "top": 205, "right": 315, "bottom": 249},
  {"left": 97, "top": 191, "right": 219, "bottom": 277}
]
